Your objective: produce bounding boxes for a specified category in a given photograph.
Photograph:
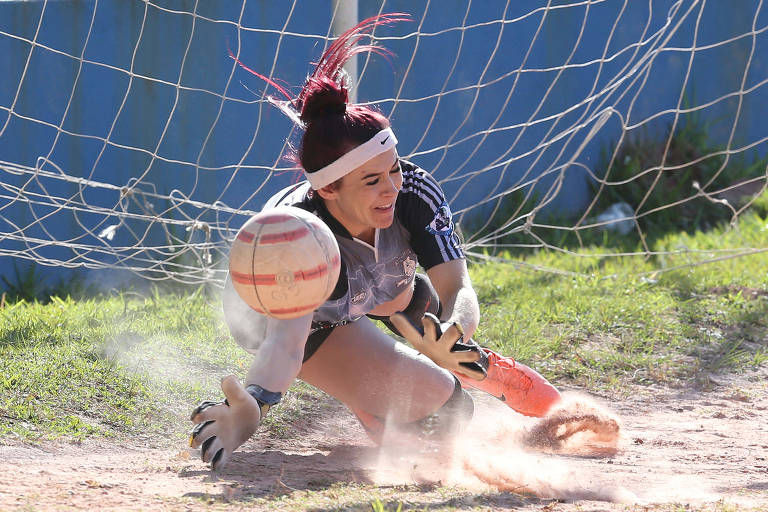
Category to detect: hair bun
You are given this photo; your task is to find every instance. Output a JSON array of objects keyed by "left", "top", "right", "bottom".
[{"left": 299, "top": 76, "right": 348, "bottom": 123}]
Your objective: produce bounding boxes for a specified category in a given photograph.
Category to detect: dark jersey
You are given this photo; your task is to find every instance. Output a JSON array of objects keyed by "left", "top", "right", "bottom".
[{"left": 263, "top": 159, "right": 464, "bottom": 324}]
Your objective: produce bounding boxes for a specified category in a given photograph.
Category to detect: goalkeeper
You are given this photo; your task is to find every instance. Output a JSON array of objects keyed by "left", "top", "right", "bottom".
[{"left": 190, "top": 14, "right": 561, "bottom": 471}]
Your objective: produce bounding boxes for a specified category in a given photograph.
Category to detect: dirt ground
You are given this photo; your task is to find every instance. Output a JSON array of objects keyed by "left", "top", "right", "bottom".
[{"left": 2, "top": 367, "right": 767, "bottom": 512}]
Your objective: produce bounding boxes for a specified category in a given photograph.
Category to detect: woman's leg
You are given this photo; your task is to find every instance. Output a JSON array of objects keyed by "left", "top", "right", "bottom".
[{"left": 298, "top": 316, "right": 456, "bottom": 424}]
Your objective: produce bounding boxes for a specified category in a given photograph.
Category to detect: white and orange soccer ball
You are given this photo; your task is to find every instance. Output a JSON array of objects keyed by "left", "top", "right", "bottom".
[{"left": 228, "top": 206, "right": 341, "bottom": 319}]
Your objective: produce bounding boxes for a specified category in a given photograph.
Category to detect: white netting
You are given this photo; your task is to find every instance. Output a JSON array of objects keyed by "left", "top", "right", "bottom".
[{"left": 1, "top": 0, "right": 766, "bottom": 287}]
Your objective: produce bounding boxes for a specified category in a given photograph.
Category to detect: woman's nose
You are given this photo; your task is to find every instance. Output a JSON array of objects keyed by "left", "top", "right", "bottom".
[{"left": 384, "top": 175, "right": 400, "bottom": 194}]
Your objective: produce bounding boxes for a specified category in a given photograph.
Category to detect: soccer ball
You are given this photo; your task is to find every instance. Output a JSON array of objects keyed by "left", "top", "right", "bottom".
[{"left": 228, "top": 206, "right": 341, "bottom": 319}]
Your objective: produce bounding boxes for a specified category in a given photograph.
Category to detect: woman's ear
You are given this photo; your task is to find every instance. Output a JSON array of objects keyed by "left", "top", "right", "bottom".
[{"left": 315, "top": 183, "right": 339, "bottom": 201}]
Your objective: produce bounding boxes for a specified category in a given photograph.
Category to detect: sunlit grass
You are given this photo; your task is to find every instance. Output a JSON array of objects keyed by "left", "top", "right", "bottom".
[
  {"left": 1, "top": 206, "right": 766, "bottom": 442},
  {"left": 470, "top": 207, "right": 768, "bottom": 392}
]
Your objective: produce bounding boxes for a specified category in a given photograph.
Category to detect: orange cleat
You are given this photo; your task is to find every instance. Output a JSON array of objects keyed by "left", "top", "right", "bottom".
[{"left": 456, "top": 348, "right": 561, "bottom": 417}]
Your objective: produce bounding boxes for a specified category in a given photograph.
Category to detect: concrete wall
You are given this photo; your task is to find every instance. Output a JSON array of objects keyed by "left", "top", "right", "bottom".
[{"left": 1, "top": 0, "right": 766, "bottom": 289}]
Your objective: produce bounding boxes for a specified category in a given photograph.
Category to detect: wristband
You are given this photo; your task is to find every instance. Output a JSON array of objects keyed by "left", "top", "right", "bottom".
[{"left": 246, "top": 384, "right": 282, "bottom": 415}]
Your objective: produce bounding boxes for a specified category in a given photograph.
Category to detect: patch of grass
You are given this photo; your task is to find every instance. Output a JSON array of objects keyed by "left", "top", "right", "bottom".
[
  {"left": 0, "top": 261, "right": 97, "bottom": 303},
  {"left": 590, "top": 114, "right": 767, "bottom": 237},
  {"left": 370, "top": 498, "right": 403, "bottom": 512},
  {"left": 0, "top": 289, "right": 241, "bottom": 443},
  {"left": 470, "top": 206, "right": 768, "bottom": 392},
  {"left": 1, "top": 206, "right": 766, "bottom": 444},
  {"left": 462, "top": 105, "right": 768, "bottom": 258},
  {"left": 176, "top": 483, "right": 762, "bottom": 511},
  {"left": 0, "top": 286, "right": 332, "bottom": 444},
  {"left": 235, "top": 482, "right": 525, "bottom": 512}
]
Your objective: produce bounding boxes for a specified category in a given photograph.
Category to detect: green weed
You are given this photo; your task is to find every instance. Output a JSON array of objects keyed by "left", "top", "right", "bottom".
[{"left": 370, "top": 498, "right": 403, "bottom": 512}]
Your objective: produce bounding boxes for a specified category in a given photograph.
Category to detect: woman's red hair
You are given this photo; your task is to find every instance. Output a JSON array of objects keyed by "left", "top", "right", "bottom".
[{"left": 234, "top": 13, "right": 410, "bottom": 174}]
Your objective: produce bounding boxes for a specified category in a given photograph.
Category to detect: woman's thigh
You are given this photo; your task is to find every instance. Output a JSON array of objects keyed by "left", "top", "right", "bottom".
[{"left": 298, "top": 317, "right": 455, "bottom": 423}]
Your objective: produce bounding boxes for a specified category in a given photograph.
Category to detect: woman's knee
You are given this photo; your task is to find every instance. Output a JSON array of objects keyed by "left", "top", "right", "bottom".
[{"left": 353, "top": 376, "right": 474, "bottom": 444}]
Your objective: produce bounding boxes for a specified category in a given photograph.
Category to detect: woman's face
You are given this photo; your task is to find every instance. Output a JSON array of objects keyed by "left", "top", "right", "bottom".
[{"left": 318, "top": 147, "right": 402, "bottom": 244}]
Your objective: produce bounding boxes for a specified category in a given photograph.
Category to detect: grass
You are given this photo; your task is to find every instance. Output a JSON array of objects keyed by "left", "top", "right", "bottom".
[
  {"left": 2, "top": 206, "right": 767, "bottom": 443},
  {"left": 0, "top": 285, "right": 328, "bottom": 444},
  {"left": 471, "top": 207, "right": 768, "bottom": 392},
  {"left": 589, "top": 112, "right": 768, "bottom": 236},
  {"left": 187, "top": 492, "right": 765, "bottom": 512},
  {"left": 0, "top": 288, "right": 233, "bottom": 442},
  {"left": 463, "top": 119, "right": 768, "bottom": 259}
]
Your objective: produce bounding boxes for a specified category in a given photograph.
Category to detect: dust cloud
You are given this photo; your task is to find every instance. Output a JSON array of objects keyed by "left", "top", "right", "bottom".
[{"left": 366, "top": 392, "right": 717, "bottom": 504}]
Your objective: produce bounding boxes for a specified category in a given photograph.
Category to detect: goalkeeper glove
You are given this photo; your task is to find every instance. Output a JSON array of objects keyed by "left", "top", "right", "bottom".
[
  {"left": 189, "top": 375, "right": 262, "bottom": 471},
  {"left": 389, "top": 312, "right": 488, "bottom": 380}
]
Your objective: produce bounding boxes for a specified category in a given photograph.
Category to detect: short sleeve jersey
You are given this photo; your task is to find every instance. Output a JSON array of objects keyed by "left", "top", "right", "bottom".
[{"left": 262, "top": 159, "right": 464, "bottom": 324}]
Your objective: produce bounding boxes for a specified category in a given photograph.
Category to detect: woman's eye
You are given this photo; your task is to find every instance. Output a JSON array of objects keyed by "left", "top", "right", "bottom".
[{"left": 366, "top": 179, "right": 379, "bottom": 186}]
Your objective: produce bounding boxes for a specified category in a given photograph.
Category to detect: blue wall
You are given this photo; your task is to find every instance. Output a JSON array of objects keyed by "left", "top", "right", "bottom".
[{"left": 1, "top": 0, "right": 766, "bottom": 289}]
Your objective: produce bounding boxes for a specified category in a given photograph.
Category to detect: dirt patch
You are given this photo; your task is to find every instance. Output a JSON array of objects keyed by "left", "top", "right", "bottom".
[
  {"left": 709, "top": 285, "right": 768, "bottom": 300},
  {"left": 2, "top": 367, "right": 767, "bottom": 511}
]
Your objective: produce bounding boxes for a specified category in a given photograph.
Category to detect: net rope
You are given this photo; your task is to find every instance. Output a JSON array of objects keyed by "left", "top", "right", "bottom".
[{"left": 0, "top": 0, "right": 766, "bottom": 286}]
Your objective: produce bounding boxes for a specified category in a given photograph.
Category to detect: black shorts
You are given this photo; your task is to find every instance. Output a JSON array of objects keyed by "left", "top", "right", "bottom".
[
  {"left": 302, "top": 320, "right": 347, "bottom": 362},
  {"left": 302, "top": 274, "right": 442, "bottom": 362}
]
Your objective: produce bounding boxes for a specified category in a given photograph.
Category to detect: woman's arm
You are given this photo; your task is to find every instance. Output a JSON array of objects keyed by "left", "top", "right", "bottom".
[
  {"left": 223, "top": 273, "right": 312, "bottom": 393},
  {"left": 389, "top": 258, "right": 486, "bottom": 380},
  {"left": 426, "top": 258, "right": 480, "bottom": 340},
  {"left": 244, "top": 313, "right": 313, "bottom": 393},
  {"left": 191, "top": 284, "right": 312, "bottom": 472}
]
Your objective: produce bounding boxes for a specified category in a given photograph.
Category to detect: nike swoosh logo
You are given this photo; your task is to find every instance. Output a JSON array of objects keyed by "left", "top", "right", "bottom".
[{"left": 380, "top": 136, "right": 389, "bottom": 145}]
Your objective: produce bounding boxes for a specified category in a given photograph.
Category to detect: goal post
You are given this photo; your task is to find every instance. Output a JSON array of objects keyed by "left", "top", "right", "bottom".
[{"left": 331, "top": 0, "right": 359, "bottom": 103}]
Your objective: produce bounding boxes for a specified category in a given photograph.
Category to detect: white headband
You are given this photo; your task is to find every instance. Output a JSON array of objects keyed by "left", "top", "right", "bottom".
[{"left": 305, "top": 127, "right": 398, "bottom": 190}]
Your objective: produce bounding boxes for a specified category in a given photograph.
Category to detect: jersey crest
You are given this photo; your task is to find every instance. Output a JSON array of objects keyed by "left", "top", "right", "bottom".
[
  {"left": 403, "top": 255, "right": 416, "bottom": 277},
  {"left": 350, "top": 289, "right": 367, "bottom": 305},
  {"left": 426, "top": 201, "right": 454, "bottom": 236}
]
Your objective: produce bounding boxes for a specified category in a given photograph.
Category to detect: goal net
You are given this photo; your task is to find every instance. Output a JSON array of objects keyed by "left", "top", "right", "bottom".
[{"left": 1, "top": 0, "right": 766, "bottom": 287}]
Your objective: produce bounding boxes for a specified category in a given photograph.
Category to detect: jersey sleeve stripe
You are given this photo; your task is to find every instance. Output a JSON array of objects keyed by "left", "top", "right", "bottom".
[
  {"left": 401, "top": 170, "right": 442, "bottom": 211},
  {"left": 400, "top": 166, "right": 463, "bottom": 262},
  {"left": 437, "top": 229, "right": 461, "bottom": 260}
]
